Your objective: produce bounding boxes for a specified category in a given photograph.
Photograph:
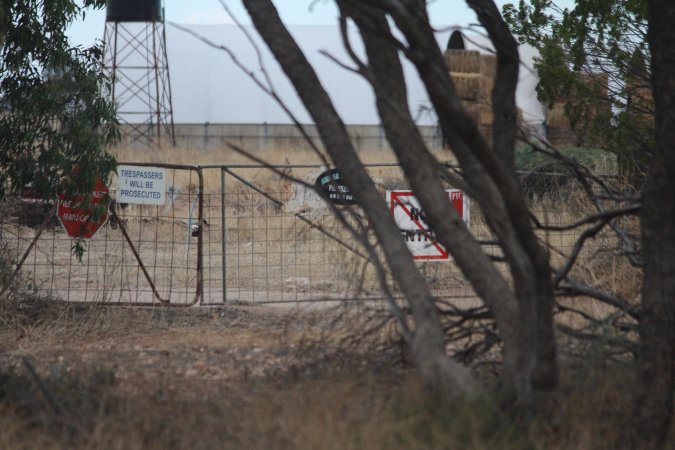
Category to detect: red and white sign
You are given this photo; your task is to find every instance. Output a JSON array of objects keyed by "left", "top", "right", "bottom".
[
  {"left": 387, "top": 189, "right": 469, "bottom": 261},
  {"left": 57, "top": 178, "right": 109, "bottom": 239}
]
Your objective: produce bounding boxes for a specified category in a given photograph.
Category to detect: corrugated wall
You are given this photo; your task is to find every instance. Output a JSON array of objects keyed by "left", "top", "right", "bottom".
[{"left": 119, "top": 123, "right": 444, "bottom": 152}]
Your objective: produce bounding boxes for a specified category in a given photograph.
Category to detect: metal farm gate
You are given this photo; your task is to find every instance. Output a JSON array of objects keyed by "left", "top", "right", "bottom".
[
  {"left": 198, "top": 164, "right": 476, "bottom": 305},
  {"left": 0, "top": 162, "right": 597, "bottom": 307},
  {"left": 0, "top": 164, "right": 203, "bottom": 306}
]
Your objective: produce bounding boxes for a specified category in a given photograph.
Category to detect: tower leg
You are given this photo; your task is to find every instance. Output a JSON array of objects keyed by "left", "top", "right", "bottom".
[{"left": 102, "top": 20, "right": 175, "bottom": 148}]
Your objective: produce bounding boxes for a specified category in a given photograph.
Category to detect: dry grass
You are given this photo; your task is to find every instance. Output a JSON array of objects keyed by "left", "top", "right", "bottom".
[
  {"left": 110, "top": 143, "right": 419, "bottom": 167},
  {"left": 2, "top": 143, "right": 641, "bottom": 315},
  {"left": 0, "top": 143, "right": 660, "bottom": 448},
  {"left": 110, "top": 144, "right": 398, "bottom": 191},
  {"left": 1, "top": 145, "right": 461, "bottom": 303},
  {"left": 109, "top": 143, "right": 453, "bottom": 195},
  {"left": 0, "top": 302, "right": 670, "bottom": 450}
]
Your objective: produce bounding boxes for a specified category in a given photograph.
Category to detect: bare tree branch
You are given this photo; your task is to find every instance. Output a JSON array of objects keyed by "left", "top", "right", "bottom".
[{"left": 242, "top": 0, "right": 480, "bottom": 397}]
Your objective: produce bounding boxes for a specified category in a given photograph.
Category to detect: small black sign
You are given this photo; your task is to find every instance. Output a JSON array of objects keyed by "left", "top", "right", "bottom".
[{"left": 315, "top": 168, "right": 357, "bottom": 205}]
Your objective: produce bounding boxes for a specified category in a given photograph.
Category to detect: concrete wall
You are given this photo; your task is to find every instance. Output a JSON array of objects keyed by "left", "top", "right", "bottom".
[{"left": 121, "top": 123, "right": 445, "bottom": 152}]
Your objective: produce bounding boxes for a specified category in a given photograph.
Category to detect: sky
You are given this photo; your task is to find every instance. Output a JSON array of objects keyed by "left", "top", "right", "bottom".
[
  {"left": 67, "top": 0, "right": 539, "bottom": 47},
  {"left": 64, "top": 0, "right": 577, "bottom": 125}
]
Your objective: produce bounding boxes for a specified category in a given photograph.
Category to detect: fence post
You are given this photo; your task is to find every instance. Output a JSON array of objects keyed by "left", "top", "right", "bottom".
[
  {"left": 203, "top": 121, "right": 209, "bottom": 150},
  {"left": 221, "top": 167, "right": 227, "bottom": 304},
  {"left": 197, "top": 167, "right": 205, "bottom": 305}
]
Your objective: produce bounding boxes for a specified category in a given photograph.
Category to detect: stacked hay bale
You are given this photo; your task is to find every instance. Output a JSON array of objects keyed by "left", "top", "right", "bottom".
[
  {"left": 624, "top": 49, "right": 653, "bottom": 120},
  {"left": 445, "top": 50, "right": 490, "bottom": 142},
  {"left": 443, "top": 50, "right": 522, "bottom": 145},
  {"left": 625, "top": 79, "right": 653, "bottom": 118},
  {"left": 546, "top": 73, "right": 610, "bottom": 147},
  {"left": 546, "top": 102, "right": 578, "bottom": 147}
]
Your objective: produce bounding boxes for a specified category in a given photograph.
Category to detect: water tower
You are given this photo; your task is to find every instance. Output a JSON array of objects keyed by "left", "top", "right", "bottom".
[{"left": 102, "top": 0, "right": 175, "bottom": 147}]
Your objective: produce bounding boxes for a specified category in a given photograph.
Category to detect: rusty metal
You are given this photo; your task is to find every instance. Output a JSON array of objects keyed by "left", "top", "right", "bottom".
[
  {"left": 108, "top": 206, "right": 169, "bottom": 305},
  {"left": 222, "top": 167, "right": 368, "bottom": 260},
  {"left": 102, "top": 18, "right": 175, "bottom": 147},
  {"left": 221, "top": 167, "right": 227, "bottom": 304},
  {"left": 196, "top": 167, "right": 205, "bottom": 305},
  {"left": 195, "top": 164, "right": 391, "bottom": 305},
  {"left": 0, "top": 162, "right": 619, "bottom": 308},
  {"left": 0, "top": 204, "right": 56, "bottom": 300},
  {"left": 1, "top": 163, "right": 203, "bottom": 306}
]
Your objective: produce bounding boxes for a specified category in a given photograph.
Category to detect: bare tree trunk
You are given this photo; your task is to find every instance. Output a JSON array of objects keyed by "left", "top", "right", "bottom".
[
  {"left": 631, "top": 1, "right": 675, "bottom": 447},
  {"left": 337, "top": 1, "right": 540, "bottom": 410},
  {"left": 358, "top": 0, "right": 558, "bottom": 410},
  {"left": 466, "top": 0, "right": 558, "bottom": 410},
  {"left": 242, "top": 0, "right": 479, "bottom": 398},
  {"left": 466, "top": 0, "right": 519, "bottom": 177}
]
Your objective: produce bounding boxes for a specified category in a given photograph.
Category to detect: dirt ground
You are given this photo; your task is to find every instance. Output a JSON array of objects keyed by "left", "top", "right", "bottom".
[
  {"left": 0, "top": 301, "right": 670, "bottom": 450},
  {"left": 0, "top": 302, "right": 421, "bottom": 449},
  {"left": 0, "top": 302, "right": 405, "bottom": 390}
]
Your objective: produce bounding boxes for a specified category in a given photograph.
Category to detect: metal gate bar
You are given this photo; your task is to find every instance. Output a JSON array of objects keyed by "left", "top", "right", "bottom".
[{"left": 1, "top": 161, "right": 620, "bottom": 307}]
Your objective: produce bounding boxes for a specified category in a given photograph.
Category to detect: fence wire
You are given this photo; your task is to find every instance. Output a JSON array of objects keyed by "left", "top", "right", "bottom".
[
  {"left": 0, "top": 164, "right": 202, "bottom": 305},
  {"left": 0, "top": 162, "right": 624, "bottom": 307}
]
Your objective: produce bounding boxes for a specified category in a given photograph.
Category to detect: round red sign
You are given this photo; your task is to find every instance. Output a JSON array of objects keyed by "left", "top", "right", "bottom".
[{"left": 57, "top": 178, "right": 109, "bottom": 239}]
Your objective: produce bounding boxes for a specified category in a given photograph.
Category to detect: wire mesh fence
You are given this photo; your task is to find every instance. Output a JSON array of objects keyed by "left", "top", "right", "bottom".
[
  {"left": 0, "top": 162, "right": 623, "bottom": 307},
  {"left": 0, "top": 164, "right": 203, "bottom": 305}
]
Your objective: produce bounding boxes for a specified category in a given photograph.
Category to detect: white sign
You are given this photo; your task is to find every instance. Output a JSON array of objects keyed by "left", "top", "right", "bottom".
[
  {"left": 116, "top": 165, "right": 166, "bottom": 205},
  {"left": 387, "top": 189, "right": 469, "bottom": 261}
]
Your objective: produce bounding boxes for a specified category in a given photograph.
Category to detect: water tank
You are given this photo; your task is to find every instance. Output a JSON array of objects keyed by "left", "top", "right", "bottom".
[{"left": 106, "top": 0, "right": 162, "bottom": 22}]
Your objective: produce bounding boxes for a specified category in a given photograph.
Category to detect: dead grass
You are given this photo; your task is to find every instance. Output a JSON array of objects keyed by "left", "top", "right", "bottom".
[
  {"left": 110, "top": 143, "right": 419, "bottom": 167},
  {"left": 3, "top": 143, "right": 641, "bottom": 320},
  {"left": 0, "top": 145, "right": 652, "bottom": 447},
  {"left": 110, "top": 143, "right": 445, "bottom": 196},
  {"left": 0, "top": 303, "right": 670, "bottom": 450}
]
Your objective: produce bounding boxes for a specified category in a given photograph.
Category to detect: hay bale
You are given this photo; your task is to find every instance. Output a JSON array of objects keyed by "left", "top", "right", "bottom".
[
  {"left": 548, "top": 97, "right": 611, "bottom": 131},
  {"left": 627, "top": 84, "right": 654, "bottom": 119},
  {"left": 579, "top": 72, "right": 609, "bottom": 97},
  {"left": 547, "top": 102, "right": 571, "bottom": 128},
  {"left": 462, "top": 102, "right": 493, "bottom": 126},
  {"left": 450, "top": 73, "right": 481, "bottom": 100},
  {"left": 464, "top": 101, "right": 523, "bottom": 128},
  {"left": 478, "top": 106, "right": 494, "bottom": 126},
  {"left": 451, "top": 73, "right": 496, "bottom": 103},
  {"left": 547, "top": 126, "right": 579, "bottom": 147},
  {"left": 480, "top": 54, "right": 497, "bottom": 78},
  {"left": 444, "top": 50, "right": 481, "bottom": 73},
  {"left": 626, "top": 81, "right": 653, "bottom": 110},
  {"left": 552, "top": 72, "right": 610, "bottom": 103},
  {"left": 479, "top": 76, "right": 494, "bottom": 103}
]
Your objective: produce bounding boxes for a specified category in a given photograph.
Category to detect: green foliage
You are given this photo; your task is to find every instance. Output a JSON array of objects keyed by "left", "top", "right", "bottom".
[
  {"left": 503, "top": 1, "right": 651, "bottom": 185},
  {"left": 503, "top": 1, "right": 648, "bottom": 87},
  {"left": 0, "top": 0, "right": 118, "bottom": 203}
]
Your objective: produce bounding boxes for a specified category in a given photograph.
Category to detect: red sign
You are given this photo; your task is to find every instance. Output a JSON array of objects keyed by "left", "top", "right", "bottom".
[
  {"left": 57, "top": 178, "right": 109, "bottom": 239},
  {"left": 387, "top": 189, "right": 469, "bottom": 261}
]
